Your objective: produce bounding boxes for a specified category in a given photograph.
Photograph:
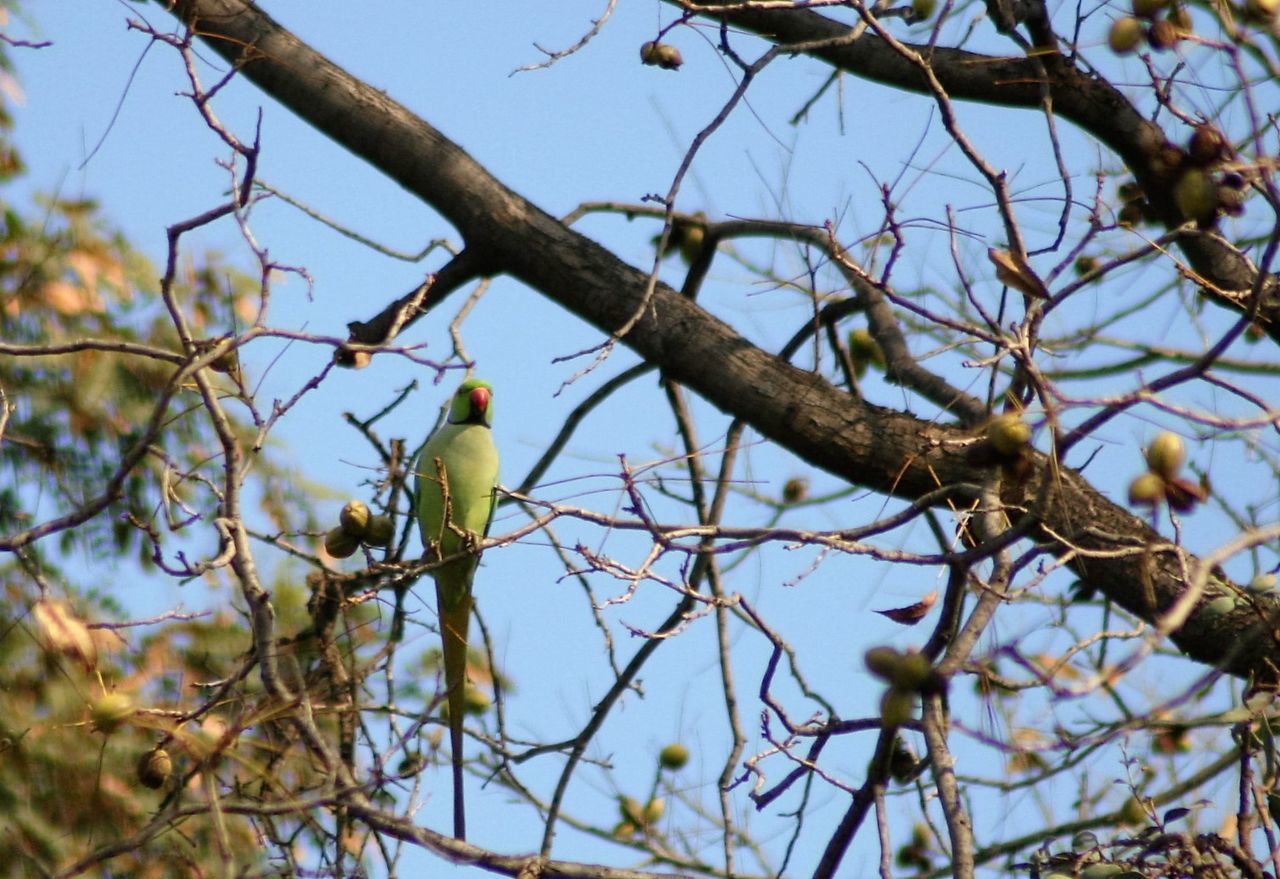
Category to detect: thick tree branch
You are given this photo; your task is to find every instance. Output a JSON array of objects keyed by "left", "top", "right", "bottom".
[{"left": 155, "top": 0, "right": 1280, "bottom": 684}]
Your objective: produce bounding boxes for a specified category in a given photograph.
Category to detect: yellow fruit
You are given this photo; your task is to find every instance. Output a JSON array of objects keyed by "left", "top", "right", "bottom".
[
  {"left": 324, "top": 527, "right": 360, "bottom": 559},
  {"left": 912, "top": 0, "right": 936, "bottom": 19},
  {"left": 136, "top": 747, "right": 172, "bottom": 789},
  {"left": 985, "top": 413, "right": 1032, "bottom": 456},
  {"left": 364, "top": 514, "right": 395, "bottom": 547},
  {"left": 1128, "top": 472, "right": 1165, "bottom": 506},
  {"left": 1245, "top": 0, "right": 1279, "bottom": 22},
  {"left": 91, "top": 692, "right": 135, "bottom": 734},
  {"left": 643, "top": 797, "right": 666, "bottom": 824},
  {"left": 1146, "top": 432, "right": 1186, "bottom": 479},
  {"left": 659, "top": 742, "right": 690, "bottom": 770},
  {"left": 339, "top": 500, "right": 370, "bottom": 538},
  {"left": 612, "top": 821, "right": 638, "bottom": 840},
  {"left": 1132, "top": 0, "right": 1168, "bottom": 17},
  {"left": 619, "top": 796, "right": 645, "bottom": 826},
  {"left": 892, "top": 650, "right": 934, "bottom": 690},
  {"left": 1108, "top": 16, "right": 1145, "bottom": 53}
]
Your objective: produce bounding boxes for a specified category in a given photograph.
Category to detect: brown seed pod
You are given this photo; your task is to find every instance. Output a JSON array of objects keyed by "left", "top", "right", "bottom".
[
  {"left": 137, "top": 747, "right": 172, "bottom": 789},
  {"left": 1187, "top": 123, "right": 1227, "bottom": 166},
  {"left": 1147, "top": 18, "right": 1180, "bottom": 49}
]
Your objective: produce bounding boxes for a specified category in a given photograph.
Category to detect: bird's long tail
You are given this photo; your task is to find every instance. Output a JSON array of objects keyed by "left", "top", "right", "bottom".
[{"left": 436, "top": 571, "right": 472, "bottom": 841}]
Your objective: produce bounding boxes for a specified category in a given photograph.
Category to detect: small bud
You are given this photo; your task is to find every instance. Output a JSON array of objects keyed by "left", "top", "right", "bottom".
[
  {"left": 1074, "top": 255, "right": 1101, "bottom": 275},
  {"left": 782, "top": 476, "right": 810, "bottom": 504}
]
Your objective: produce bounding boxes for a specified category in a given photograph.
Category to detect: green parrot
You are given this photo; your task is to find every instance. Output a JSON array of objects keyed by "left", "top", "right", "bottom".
[{"left": 414, "top": 377, "right": 499, "bottom": 841}]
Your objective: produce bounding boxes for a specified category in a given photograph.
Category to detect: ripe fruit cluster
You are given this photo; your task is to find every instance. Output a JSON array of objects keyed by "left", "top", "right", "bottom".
[
  {"left": 1107, "top": 0, "right": 1191, "bottom": 55},
  {"left": 1127, "top": 432, "right": 1206, "bottom": 512},
  {"left": 640, "top": 41, "right": 683, "bottom": 70},
  {"left": 865, "top": 647, "right": 944, "bottom": 727},
  {"left": 323, "top": 500, "right": 395, "bottom": 559},
  {"left": 1114, "top": 120, "right": 1245, "bottom": 230}
]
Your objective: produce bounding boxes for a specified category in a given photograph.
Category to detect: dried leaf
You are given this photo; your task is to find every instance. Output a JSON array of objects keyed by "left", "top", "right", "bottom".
[
  {"left": 988, "top": 248, "right": 1049, "bottom": 300},
  {"left": 32, "top": 599, "right": 97, "bottom": 670},
  {"left": 875, "top": 590, "right": 938, "bottom": 625}
]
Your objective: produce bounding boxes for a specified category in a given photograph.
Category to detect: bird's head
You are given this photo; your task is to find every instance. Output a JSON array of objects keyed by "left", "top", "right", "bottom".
[{"left": 449, "top": 377, "right": 494, "bottom": 427}]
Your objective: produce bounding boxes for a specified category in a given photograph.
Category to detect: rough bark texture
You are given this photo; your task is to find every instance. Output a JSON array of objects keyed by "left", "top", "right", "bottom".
[{"left": 160, "top": 0, "right": 1280, "bottom": 681}]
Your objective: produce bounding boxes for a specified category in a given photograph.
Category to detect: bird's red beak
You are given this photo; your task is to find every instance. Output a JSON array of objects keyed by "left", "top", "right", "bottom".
[{"left": 470, "top": 386, "right": 490, "bottom": 413}]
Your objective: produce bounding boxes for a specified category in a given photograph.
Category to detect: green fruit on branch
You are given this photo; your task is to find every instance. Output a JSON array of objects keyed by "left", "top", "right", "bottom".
[
  {"left": 324, "top": 526, "right": 360, "bottom": 559},
  {"left": 1108, "top": 16, "right": 1145, "bottom": 52},
  {"left": 364, "top": 514, "right": 395, "bottom": 547},
  {"left": 985, "top": 413, "right": 1032, "bottom": 456},
  {"left": 91, "top": 692, "right": 136, "bottom": 734},
  {"left": 339, "top": 500, "right": 371, "bottom": 538},
  {"left": 1128, "top": 472, "right": 1165, "bottom": 506},
  {"left": 659, "top": 742, "right": 690, "bottom": 770},
  {"left": 136, "top": 747, "right": 172, "bottom": 789},
  {"left": 1146, "top": 432, "right": 1186, "bottom": 479}
]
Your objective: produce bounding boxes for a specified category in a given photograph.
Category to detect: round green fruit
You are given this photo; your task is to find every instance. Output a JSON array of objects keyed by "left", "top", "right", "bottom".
[
  {"left": 91, "top": 692, "right": 136, "bottom": 734},
  {"left": 985, "top": 413, "right": 1032, "bottom": 456},
  {"left": 659, "top": 742, "right": 690, "bottom": 770},
  {"left": 339, "top": 500, "right": 371, "bottom": 538},
  {"left": 1108, "top": 16, "right": 1145, "bottom": 53},
  {"left": 324, "top": 527, "right": 360, "bottom": 559},
  {"left": 1145, "top": 432, "right": 1185, "bottom": 480},
  {"left": 1128, "top": 472, "right": 1165, "bottom": 506},
  {"left": 136, "top": 747, "right": 172, "bottom": 789}
]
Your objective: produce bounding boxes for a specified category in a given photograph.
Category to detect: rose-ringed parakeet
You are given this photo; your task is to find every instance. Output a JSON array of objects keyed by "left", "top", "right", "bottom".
[{"left": 414, "top": 377, "right": 499, "bottom": 841}]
